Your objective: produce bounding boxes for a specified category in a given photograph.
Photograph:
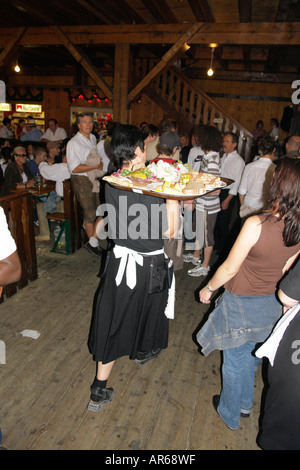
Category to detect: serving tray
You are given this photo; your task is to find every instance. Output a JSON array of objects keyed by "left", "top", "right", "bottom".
[{"left": 103, "top": 176, "right": 234, "bottom": 201}]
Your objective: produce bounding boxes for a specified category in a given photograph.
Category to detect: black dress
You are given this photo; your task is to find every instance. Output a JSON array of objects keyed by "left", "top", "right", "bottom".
[
  {"left": 88, "top": 184, "right": 170, "bottom": 364},
  {"left": 259, "top": 258, "right": 300, "bottom": 450}
]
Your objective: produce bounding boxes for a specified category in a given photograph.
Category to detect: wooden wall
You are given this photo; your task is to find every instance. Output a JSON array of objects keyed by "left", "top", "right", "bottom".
[
  {"left": 43, "top": 89, "right": 70, "bottom": 135},
  {"left": 9, "top": 73, "right": 295, "bottom": 138},
  {"left": 8, "top": 74, "right": 113, "bottom": 136},
  {"left": 130, "top": 78, "right": 294, "bottom": 137},
  {"left": 130, "top": 93, "right": 166, "bottom": 129},
  {"left": 196, "top": 79, "right": 293, "bottom": 138}
]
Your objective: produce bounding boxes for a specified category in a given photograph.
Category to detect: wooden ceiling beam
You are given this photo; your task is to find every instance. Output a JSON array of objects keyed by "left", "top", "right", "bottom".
[
  {"left": 0, "top": 26, "right": 26, "bottom": 69},
  {"left": 185, "top": 68, "right": 298, "bottom": 83},
  {"left": 52, "top": 26, "right": 113, "bottom": 99},
  {"left": 187, "top": 0, "right": 214, "bottom": 22},
  {"left": 238, "top": 0, "right": 252, "bottom": 22},
  {"left": 0, "top": 23, "right": 299, "bottom": 47},
  {"left": 74, "top": 0, "right": 109, "bottom": 24},
  {"left": 128, "top": 24, "right": 201, "bottom": 103},
  {"left": 276, "top": 0, "right": 292, "bottom": 22},
  {"left": 140, "top": 0, "right": 178, "bottom": 24},
  {"left": 12, "top": 0, "right": 60, "bottom": 25}
]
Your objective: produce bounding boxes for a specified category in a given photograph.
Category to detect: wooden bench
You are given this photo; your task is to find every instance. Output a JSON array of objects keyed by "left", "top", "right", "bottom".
[
  {"left": 46, "top": 179, "right": 83, "bottom": 254},
  {"left": 0, "top": 191, "right": 37, "bottom": 301}
]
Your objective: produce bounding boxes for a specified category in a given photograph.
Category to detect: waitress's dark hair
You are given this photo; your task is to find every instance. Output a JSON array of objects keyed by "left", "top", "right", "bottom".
[
  {"left": 269, "top": 156, "right": 300, "bottom": 246},
  {"left": 198, "top": 125, "right": 223, "bottom": 153},
  {"left": 258, "top": 135, "right": 276, "bottom": 156},
  {"left": 110, "top": 124, "right": 145, "bottom": 169}
]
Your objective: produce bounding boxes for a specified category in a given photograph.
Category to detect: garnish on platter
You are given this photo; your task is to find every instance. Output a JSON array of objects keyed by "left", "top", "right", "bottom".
[{"left": 103, "top": 160, "right": 228, "bottom": 198}]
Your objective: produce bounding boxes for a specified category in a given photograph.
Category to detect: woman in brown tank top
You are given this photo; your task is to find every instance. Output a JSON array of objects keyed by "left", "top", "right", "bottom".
[{"left": 196, "top": 156, "right": 300, "bottom": 431}]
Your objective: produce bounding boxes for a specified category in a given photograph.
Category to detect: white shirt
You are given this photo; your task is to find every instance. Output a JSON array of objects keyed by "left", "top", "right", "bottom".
[
  {"left": 238, "top": 157, "right": 276, "bottom": 210},
  {"left": 96, "top": 139, "right": 111, "bottom": 172},
  {"left": 41, "top": 127, "right": 67, "bottom": 142},
  {"left": 269, "top": 127, "right": 279, "bottom": 139},
  {"left": 0, "top": 207, "right": 17, "bottom": 260},
  {"left": 39, "top": 162, "right": 70, "bottom": 197},
  {"left": 146, "top": 136, "right": 159, "bottom": 161},
  {"left": 0, "top": 126, "right": 13, "bottom": 139},
  {"left": 66, "top": 132, "right": 97, "bottom": 177},
  {"left": 187, "top": 146, "right": 205, "bottom": 171},
  {"left": 220, "top": 150, "right": 245, "bottom": 196}
]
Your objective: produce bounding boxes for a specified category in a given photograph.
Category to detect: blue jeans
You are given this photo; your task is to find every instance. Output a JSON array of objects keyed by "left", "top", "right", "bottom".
[{"left": 217, "top": 341, "right": 258, "bottom": 430}]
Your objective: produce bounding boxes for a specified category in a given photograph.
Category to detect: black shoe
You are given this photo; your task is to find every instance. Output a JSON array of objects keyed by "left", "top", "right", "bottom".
[
  {"left": 240, "top": 411, "right": 250, "bottom": 418},
  {"left": 135, "top": 348, "right": 162, "bottom": 365},
  {"left": 213, "top": 394, "right": 250, "bottom": 419},
  {"left": 212, "top": 394, "right": 220, "bottom": 413},
  {"left": 85, "top": 242, "right": 102, "bottom": 257},
  {"left": 87, "top": 385, "right": 114, "bottom": 412}
]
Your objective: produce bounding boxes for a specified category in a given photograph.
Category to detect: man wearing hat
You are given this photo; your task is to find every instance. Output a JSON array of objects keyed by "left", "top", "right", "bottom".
[{"left": 20, "top": 119, "right": 43, "bottom": 142}]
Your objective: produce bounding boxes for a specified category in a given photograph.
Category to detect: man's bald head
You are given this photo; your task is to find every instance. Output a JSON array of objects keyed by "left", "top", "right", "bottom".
[{"left": 286, "top": 135, "right": 300, "bottom": 153}]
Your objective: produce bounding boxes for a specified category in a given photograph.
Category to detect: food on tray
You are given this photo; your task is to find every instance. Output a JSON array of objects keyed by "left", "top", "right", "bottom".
[
  {"left": 189, "top": 171, "right": 222, "bottom": 187},
  {"left": 182, "top": 182, "right": 205, "bottom": 195},
  {"left": 103, "top": 160, "right": 226, "bottom": 197},
  {"left": 154, "top": 182, "right": 187, "bottom": 194},
  {"left": 103, "top": 174, "right": 134, "bottom": 187},
  {"left": 180, "top": 173, "right": 190, "bottom": 184},
  {"left": 147, "top": 160, "right": 190, "bottom": 184},
  {"left": 103, "top": 166, "right": 161, "bottom": 189}
]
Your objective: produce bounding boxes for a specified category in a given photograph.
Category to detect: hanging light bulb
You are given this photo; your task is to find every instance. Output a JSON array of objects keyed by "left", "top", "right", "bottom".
[
  {"left": 14, "top": 61, "right": 21, "bottom": 73},
  {"left": 207, "top": 47, "right": 215, "bottom": 77}
]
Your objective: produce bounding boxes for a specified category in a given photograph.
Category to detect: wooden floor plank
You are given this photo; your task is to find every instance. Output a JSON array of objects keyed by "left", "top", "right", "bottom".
[{"left": 0, "top": 243, "right": 262, "bottom": 450}]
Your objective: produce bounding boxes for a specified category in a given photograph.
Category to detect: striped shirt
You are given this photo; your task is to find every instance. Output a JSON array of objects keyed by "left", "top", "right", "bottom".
[{"left": 195, "top": 151, "right": 221, "bottom": 214}]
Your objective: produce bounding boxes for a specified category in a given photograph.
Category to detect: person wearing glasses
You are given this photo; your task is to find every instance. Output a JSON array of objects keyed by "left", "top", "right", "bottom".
[{"left": 0, "top": 146, "right": 34, "bottom": 196}]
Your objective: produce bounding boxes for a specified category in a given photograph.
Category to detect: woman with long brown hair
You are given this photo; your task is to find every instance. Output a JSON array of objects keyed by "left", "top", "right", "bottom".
[{"left": 196, "top": 156, "right": 300, "bottom": 430}]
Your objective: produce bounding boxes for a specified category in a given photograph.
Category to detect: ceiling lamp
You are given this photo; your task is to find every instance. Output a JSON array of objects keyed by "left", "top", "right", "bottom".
[
  {"left": 207, "top": 47, "right": 215, "bottom": 77},
  {"left": 14, "top": 61, "right": 21, "bottom": 73}
]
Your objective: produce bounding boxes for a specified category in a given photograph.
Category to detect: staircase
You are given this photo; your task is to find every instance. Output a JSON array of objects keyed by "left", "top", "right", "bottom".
[{"left": 134, "top": 60, "right": 254, "bottom": 162}]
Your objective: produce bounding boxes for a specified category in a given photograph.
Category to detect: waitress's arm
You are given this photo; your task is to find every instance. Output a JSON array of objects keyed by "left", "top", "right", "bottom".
[
  {"left": 163, "top": 199, "right": 180, "bottom": 239},
  {"left": 199, "top": 215, "right": 262, "bottom": 303},
  {"left": 278, "top": 290, "right": 299, "bottom": 313}
]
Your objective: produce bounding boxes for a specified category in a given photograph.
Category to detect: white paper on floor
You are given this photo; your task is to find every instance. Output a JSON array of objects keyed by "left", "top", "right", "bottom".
[{"left": 20, "top": 329, "right": 41, "bottom": 339}]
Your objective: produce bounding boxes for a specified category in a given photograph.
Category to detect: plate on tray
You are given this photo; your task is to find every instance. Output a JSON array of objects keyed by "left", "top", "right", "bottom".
[
  {"left": 146, "top": 182, "right": 206, "bottom": 197},
  {"left": 205, "top": 180, "right": 227, "bottom": 190}
]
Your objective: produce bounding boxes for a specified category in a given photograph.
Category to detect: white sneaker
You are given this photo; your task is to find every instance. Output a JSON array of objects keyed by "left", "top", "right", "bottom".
[
  {"left": 188, "top": 264, "right": 210, "bottom": 277},
  {"left": 183, "top": 253, "right": 199, "bottom": 265}
]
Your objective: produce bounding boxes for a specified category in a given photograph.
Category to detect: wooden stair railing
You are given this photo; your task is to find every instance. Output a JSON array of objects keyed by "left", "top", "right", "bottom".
[{"left": 133, "top": 60, "right": 254, "bottom": 162}]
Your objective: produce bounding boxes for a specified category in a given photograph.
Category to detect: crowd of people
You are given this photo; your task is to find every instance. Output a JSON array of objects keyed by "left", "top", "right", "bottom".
[
  {"left": 1, "top": 112, "right": 300, "bottom": 449},
  {"left": 0, "top": 118, "right": 72, "bottom": 243}
]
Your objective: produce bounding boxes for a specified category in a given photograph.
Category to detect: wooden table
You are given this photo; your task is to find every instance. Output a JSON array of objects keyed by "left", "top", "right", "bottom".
[{"left": 9, "top": 182, "right": 56, "bottom": 197}]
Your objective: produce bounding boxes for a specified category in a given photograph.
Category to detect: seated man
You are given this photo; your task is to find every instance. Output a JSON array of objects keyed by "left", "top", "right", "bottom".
[
  {"left": 0, "top": 117, "right": 14, "bottom": 140},
  {"left": 46, "top": 141, "right": 60, "bottom": 164},
  {"left": 27, "top": 147, "right": 47, "bottom": 175},
  {"left": 41, "top": 118, "right": 67, "bottom": 144},
  {"left": 35, "top": 152, "right": 70, "bottom": 242},
  {"left": 20, "top": 120, "right": 43, "bottom": 142}
]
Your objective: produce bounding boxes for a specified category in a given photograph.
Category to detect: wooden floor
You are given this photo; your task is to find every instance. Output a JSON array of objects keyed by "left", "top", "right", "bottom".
[{"left": 0, "top": 241, "right": 263, "bottom": 451}]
